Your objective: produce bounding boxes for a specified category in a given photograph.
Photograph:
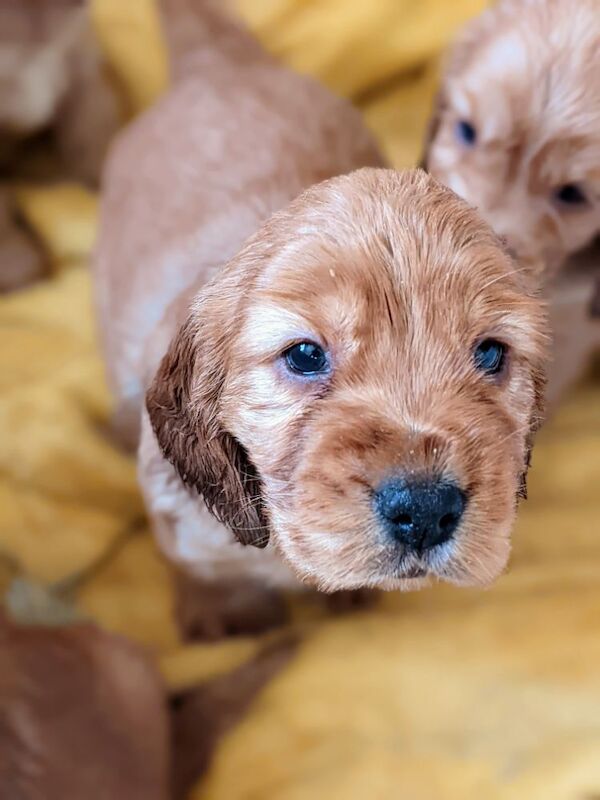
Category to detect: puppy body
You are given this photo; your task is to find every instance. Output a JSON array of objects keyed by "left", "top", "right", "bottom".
[
  {"left": 95, "top": 0, "right": 383, "bottom": 601},
  {"left": 94, "top": 0, "right": 383, "bottom": 449},
  {"left": 95, "top": 2, "right": 547, "bottom": 608},
  {"left": 546, "top": 244, "right": 600, "bottom": 407}
]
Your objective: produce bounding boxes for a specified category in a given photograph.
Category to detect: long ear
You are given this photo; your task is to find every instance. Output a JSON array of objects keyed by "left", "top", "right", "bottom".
[
  {"left": 517, "top": 364, "right": 547, "bottom": 500},
  {"left": 418, "top": 88, "right": 446, "bottom": 171},
  {"left": 146, "top": 304, "right": 269, "bottom": 548}
]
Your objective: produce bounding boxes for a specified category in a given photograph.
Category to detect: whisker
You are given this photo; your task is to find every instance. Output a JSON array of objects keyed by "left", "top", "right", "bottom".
[
  {"left": 494, "top": 422, "right": 533, "bottom": 448},
  {"left": 474, "top": 264, "right": 529, "bottom": 297}
]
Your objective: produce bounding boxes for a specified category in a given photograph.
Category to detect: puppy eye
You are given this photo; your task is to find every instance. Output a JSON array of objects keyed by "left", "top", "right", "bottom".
[
  {"left": 473, "top": 339, "right": 506, "bottom": 376},
  {"left": 553, "top": 183, "right": 588, "bottom": 208},
  {"left": 455, "top": 120, "right": 477, "bottom": 146},
  {"left": 284, "top": 342, "right": 329, "bottom": 375}
]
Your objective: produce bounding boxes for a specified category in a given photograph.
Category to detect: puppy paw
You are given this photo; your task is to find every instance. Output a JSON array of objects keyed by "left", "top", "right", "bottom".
[
  {"left": 175, "top": 573, "right": 288, "bottom": 641},
  {"left": 325, "top": 588, "right": 379, "bottom": 615}
]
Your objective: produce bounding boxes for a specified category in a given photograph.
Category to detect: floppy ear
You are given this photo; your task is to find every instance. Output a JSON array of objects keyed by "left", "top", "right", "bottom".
[
  {"left": 517, "top": 447, "right": 531, "bottom": 500},
  {"left": 418, "top": 88, "right": 445, "bottom": 171},
  {"left": 517, "top": 365, "right": 547, "bottom": 500},
  {"left": 146, "top": 300, "right": 269, "bottom": 548}
]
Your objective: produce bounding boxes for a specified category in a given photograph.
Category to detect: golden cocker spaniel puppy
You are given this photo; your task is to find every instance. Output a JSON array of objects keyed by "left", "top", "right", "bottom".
[{"left": 94, "top": 0, "right": 548, "bottom": 635}]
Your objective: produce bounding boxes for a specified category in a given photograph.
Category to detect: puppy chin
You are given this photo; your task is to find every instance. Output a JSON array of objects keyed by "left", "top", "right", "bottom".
[
  {"left": 273, "top": 539, "right": 432, "bottom": 593},
  {"left": 270, "top": 515, "right": 513, "bottom": 593},
  {"left": 271, "top": 535, "right": 373, "bottom": 592},
  {"left": 435, "top": 521, "right": 513, "bottom": 589}
]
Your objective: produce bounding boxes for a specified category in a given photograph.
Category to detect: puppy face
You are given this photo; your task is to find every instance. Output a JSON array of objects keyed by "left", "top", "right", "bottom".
[
  {"left": 147, "top": 169, "right": 548, "bottom": 592},
  {"left": 425, "top": 0, "right": 600, "bottom": 274}
]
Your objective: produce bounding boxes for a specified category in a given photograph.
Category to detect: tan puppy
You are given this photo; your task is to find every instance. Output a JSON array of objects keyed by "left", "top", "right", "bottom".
[
  {"left": 423, "top": 0, "right": 600, "bottom": 406},
  {"left": 0, "top": 616, "right": 169, "bottom": 799},
  {"left": 95, "top": 1, "right": 548, "bottom": 633},
  {"left": 424, "top": 0, "right": 600, "bottom": 272},
  {"left": 0, "top": 0, "right": 119, "bottom": 184},
  {"left": 0, "top": 0, "right": 121, "bottom": 291}
]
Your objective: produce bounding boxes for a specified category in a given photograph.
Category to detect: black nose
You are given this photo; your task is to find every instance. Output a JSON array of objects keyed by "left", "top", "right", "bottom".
[{"left": 374, "top": 478, "right": 466, "bottom": 552}]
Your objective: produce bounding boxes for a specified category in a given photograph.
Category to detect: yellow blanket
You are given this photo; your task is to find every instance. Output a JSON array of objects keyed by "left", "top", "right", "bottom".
[{"left": 2, "top": 1, "right": 599, "bottom": 797}]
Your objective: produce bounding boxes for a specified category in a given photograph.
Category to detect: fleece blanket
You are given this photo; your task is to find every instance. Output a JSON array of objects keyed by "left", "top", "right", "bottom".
[{"left": 2, "top": 1, "right": 599, "bottom": 797}]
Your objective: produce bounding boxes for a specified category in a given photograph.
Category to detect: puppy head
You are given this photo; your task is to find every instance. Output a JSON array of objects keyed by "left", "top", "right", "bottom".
[
  {"left": 147, "top": 168, "right": 548, "bottom": 592},
  {"left": 424, "top": 0, "right": 600, "bottom": 275}
]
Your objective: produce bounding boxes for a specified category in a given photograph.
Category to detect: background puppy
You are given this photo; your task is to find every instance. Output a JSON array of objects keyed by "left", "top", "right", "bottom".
[
  {"left": 0, "top": 0, "right": 119, "bottom": 184},
  {"left": 95, "top": 1, "right": 547, "bottom": 635},
  {"left": 0, "top": 616, "right": 169, "bottom": 800},
  {"left": 422, "top": 0, "right": 600, "bottom": 407},
  {"left": 423, "top": 0, "right": 599, "bottom": 272},
  {"left": 0, "top": 0, "right": 121, "bottom": 292}
]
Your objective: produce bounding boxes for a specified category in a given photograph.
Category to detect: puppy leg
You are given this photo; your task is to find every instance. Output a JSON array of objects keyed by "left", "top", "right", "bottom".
[
  {"left": 546, "top": 270, "right": 600, "bottom": 411},
  {"left": 0, "top": 189, "right": 45, "bottom": 292},
  {"left": 174, "top": 569, "right": 288, "bottom": 641},
  {"left": 170, "top": 634, "right": 297, "bottom": 800},
  {"left": 325, "top": 588, "right": 379, "bottom": 614},
  {"left": 108, "top": 396, "right": 143, "bottom": 452}
]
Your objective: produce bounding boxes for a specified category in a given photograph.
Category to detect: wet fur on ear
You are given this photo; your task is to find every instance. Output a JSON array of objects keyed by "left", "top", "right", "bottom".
[
  {"left": 518, "top": 363, "right": 547, "bottom": 501},
  {"left": 146, "top": 309, "right": 269, "bottom": 548},
  {"left": 517, "top": 446, "right": 531, "bottom": 500}
]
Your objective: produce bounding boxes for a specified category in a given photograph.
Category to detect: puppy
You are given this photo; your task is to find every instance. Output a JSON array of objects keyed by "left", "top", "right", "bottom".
[
  {"left": 422, "top": 0, "right": 600, "bottom": 406},
  {"left": 0, "top": 0, "right": 120, "bottom": 184},
  {"left": 0, "top": 0, "right": 121, "bottom": 291},
  {"left": 95, "top": 1, "right": 548, "bottom": 634},
  {"left": 423, "top": 0, "right": 600, "bottom": 272},
  {"left": 0, "top": 616, "right": 169, "bottom": 799}
]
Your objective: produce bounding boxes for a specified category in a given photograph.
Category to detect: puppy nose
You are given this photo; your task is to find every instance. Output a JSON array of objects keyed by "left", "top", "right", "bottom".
[{"left": 374, "top": 478, "right": 466, "bottom": 551}]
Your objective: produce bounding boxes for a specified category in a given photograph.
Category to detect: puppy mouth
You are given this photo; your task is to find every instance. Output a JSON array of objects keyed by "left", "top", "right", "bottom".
[
  {"left": 386, "top": 540, "right": 456, "bottom": 582},
  {"left": 401, "top": 566, "right": 428, "bottom": 579}
]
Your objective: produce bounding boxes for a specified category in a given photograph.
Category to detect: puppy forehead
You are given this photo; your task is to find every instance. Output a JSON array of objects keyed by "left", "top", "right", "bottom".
[
  {"left": 245, "top": 245, "right": 401, "bottom": 349},
  {"left": 241, "top": 228, "right": 526, "bottom": 352}
]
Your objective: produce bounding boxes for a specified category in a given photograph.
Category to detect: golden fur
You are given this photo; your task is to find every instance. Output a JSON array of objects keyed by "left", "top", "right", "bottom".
[
  {"left": 95, "top": 0, "right": 548, "bottom": 607},
  {"left": 145, "top": 168, "right": 548, "bottom": 592}
]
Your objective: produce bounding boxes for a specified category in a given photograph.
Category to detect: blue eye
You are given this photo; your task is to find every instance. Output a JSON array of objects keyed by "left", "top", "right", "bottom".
[
  {"left": 284, "top": 342, "right": 329, "bottom": 375},
  {"left": 455, "top": 120, "right": 477, "bottom": 146},
  {"left": 553, "top": 183, "right": 588, "bottom": 207},
  {"left": 474, "top": 339, "right": 506, "bottom": 376}
]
